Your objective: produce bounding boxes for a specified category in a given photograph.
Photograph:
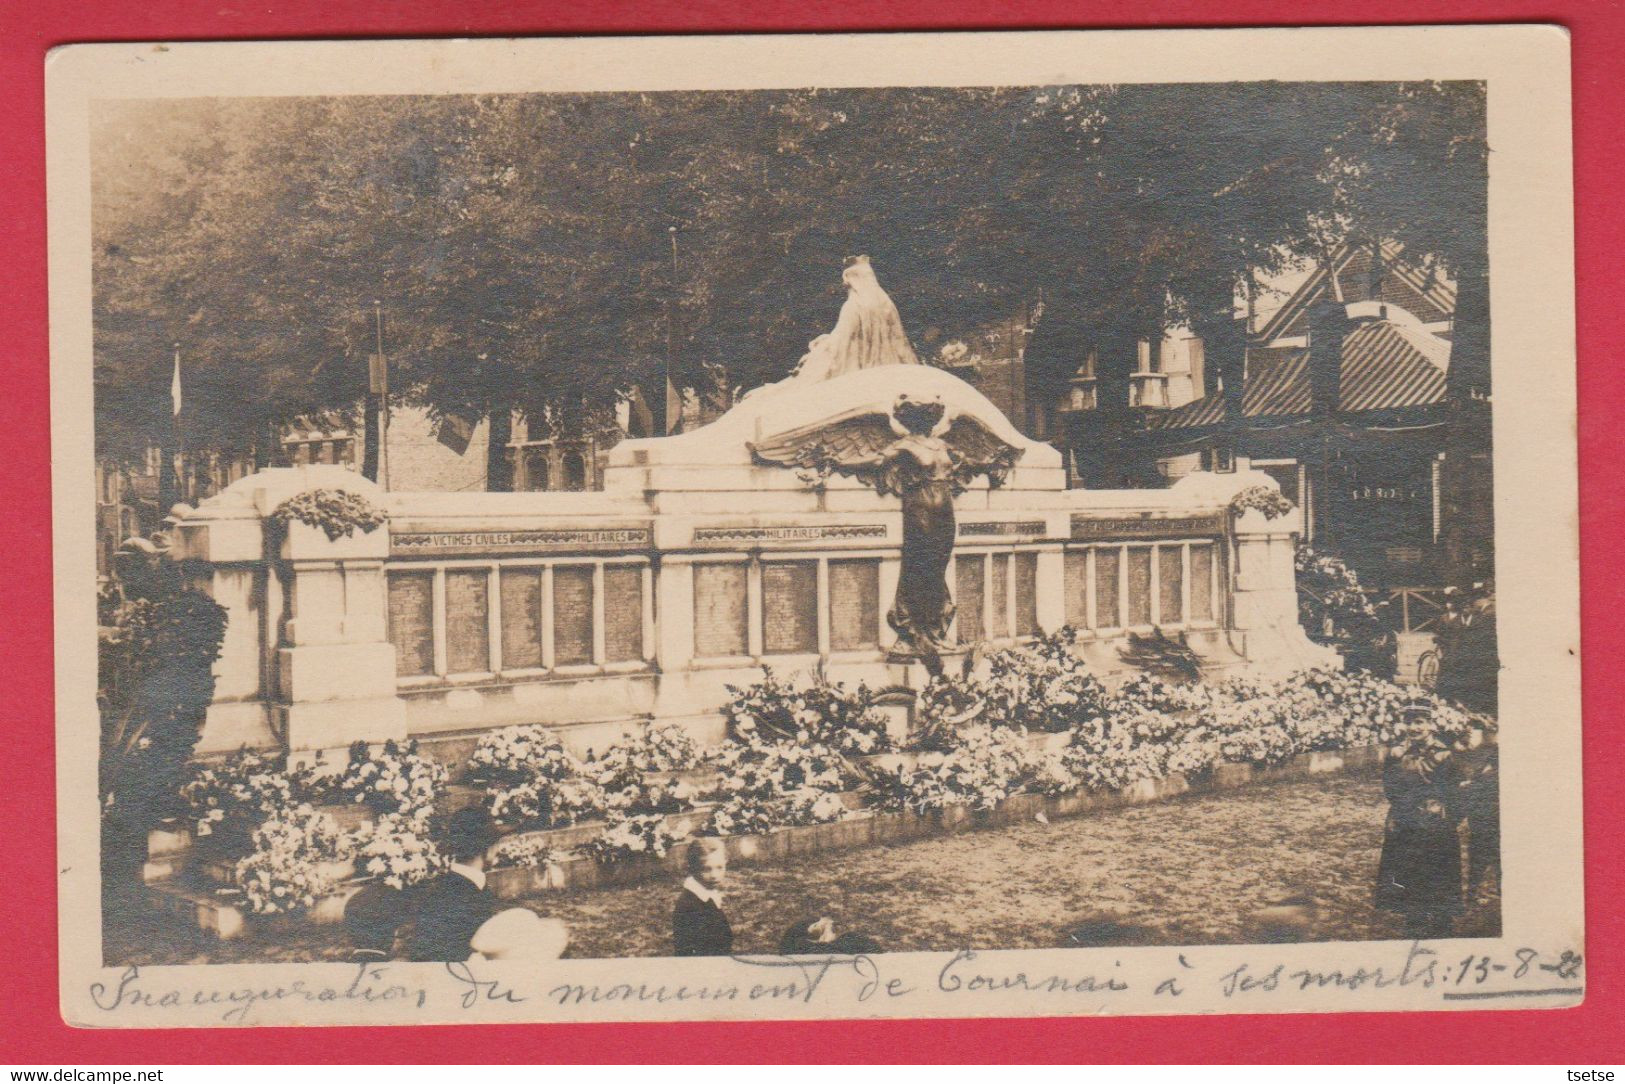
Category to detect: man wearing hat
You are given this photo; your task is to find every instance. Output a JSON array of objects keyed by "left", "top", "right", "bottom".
[{"left": 405, "top": 806, "right": 500, "bottom": 962}]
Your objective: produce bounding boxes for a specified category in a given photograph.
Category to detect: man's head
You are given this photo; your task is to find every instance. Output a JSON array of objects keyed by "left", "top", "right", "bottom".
[
  {"left": 444, "top": 806, "right": 499, "bottom": 867},
  {"left": 686, "top": 838, "right": 728, "bottom": 891}
]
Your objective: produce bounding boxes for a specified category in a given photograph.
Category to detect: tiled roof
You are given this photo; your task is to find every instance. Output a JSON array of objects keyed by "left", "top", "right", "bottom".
[{"left": 1148, "top": 319, "right": 1450, "bottom": 432}]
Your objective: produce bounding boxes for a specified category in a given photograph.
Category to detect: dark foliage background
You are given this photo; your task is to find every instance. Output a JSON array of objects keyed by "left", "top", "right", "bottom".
[{"left": 92, "top": 82, "right": 1486, "bottom": 474}]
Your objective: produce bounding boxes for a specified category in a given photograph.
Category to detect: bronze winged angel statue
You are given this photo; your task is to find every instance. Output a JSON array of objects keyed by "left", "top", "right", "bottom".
[{"left": 750, "top": 393, "right": 1024, "bottom": 677}]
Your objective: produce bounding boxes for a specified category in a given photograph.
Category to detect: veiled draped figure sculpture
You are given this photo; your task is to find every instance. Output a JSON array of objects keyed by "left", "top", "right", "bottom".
[{"left": 790, "top": 255, "right": 922, "bottom": 381}]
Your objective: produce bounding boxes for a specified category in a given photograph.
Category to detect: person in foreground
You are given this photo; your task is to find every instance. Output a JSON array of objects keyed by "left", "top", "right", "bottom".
[
  {"left": 405, "top": 806, "right": 500, "bottom": 962},
  {"left": 468, "top": 905, "right": 571, "bottom": 963},
  {"left": 673, "top": 838, "right": 733, "bottom": 957},
  {"left": 343, "top": 882, "right": 408, "bottom": 962},
  {"left": 778, "top": 916, "right": 882, "bottom": 956}
]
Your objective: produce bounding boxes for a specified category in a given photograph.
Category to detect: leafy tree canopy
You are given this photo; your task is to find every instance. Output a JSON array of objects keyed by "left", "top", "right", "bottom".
[{"left": 92, "top": 82, "right": 1485, "bottom": 467}]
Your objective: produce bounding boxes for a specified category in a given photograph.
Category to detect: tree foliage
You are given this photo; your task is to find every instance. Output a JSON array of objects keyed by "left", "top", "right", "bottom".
[{"left": 98, "top": 550, "right": 228, "bottom": 883}]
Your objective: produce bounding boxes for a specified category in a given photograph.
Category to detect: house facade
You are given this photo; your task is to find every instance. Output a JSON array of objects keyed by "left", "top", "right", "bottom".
[{"left": 1028, "top": 241, "right": 1489, "bottom": 590}]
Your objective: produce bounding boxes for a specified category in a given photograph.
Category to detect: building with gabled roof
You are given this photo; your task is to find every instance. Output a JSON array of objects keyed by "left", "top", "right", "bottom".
[{"left": 1027, "top": 239, "right": 1491, "bottom": 590}]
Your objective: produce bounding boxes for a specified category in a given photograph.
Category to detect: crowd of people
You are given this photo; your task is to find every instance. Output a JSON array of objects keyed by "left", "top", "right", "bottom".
[{"left": 341, "top": 811, "right": 880, "bottom": 965}]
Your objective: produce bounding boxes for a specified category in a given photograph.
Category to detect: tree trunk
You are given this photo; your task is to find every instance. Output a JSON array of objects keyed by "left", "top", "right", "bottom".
[
  {"left": 1440, "top": 243, "right": 1493, "bottom": 587},
  {"left": 486, "top": 406, "right": 514, "bottom": 492},
  {"left": 1076, "top": 325, "right": 1139, "bottom": 488},
  {"left": 253, "top": 417, "right": 280, "bottom": 470}
]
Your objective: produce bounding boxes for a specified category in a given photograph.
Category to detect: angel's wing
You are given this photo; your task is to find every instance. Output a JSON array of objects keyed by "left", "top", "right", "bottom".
[
  {"left": 749, "top": 411, "right": 897, "bottom": 488},
  {"left": 944, "top": 415, "right": 1025, "bottom": 489}
]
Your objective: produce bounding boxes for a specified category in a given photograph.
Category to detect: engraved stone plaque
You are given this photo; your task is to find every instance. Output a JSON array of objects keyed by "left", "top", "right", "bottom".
[
  {"left": 603, "top": 565, "right": 644, "bottom": 663},
  {"left": 829, "top": 558, "right": 880, "bottom": 650},
  {"left": 387, "top": 570, "right": 434, "bottom": 676},
  {"left": 956, "top": 554, "right": 986, "bottom": 643},
  {"left": 445, "top": 569, "right": 490, "bottom": 674},
  {"left": 762, "top": 561, "right": 818, "bottom": 655},
  {"left": 693, "top": 562, "right": 749, "bottom": 658},
  {"left": 499, "top": 568, "right": 543, "bottom": 670},
  {"left": 552, "top": 565, "right": 594, "bottom": 666}
]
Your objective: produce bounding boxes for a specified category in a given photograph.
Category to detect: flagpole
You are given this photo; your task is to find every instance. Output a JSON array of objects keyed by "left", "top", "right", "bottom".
[
  {"left": 163, "top": 342, "right": 184, "bottom": 516},
  {"left": 666, "top": 225, "right": 679, "bottom": 435}
]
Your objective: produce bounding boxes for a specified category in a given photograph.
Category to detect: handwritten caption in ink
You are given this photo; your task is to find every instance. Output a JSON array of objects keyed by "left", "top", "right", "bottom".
[{"left": 86, "top": 942, "right": 1583, "bottom": 1025}]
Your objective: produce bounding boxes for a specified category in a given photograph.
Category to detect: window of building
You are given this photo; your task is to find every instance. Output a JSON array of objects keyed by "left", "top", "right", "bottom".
[
  {"left": 522, "top": 448, "right": 550, "bottom": 492},
  {"left": 563, "top": 451, "right": 587, "bottom": 491}
]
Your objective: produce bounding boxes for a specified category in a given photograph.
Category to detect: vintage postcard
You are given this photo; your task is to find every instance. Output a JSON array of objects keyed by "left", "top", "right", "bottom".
[{"left": 47, "top": 26, "right": 1580, "bottom": 1027}]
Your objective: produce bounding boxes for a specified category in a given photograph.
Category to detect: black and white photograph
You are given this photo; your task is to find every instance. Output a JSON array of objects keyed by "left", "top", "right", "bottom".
[{"left": 48, "top": 28, "right": 1580, "bottom": 1026}]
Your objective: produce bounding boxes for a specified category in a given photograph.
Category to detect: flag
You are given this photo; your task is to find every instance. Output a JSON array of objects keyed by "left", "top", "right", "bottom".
[
  {"left": 435, "top": 411, "right": 476, "bottom": 455},
  {"left": 170, "top": 348, "right": 183, "bottom": 417}
]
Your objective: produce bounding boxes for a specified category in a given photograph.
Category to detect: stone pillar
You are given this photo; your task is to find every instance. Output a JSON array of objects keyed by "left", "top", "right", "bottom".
[
  {"left": 276, "top": 518, "right": 407, "bottom": 759},
  {"left": 1229, "top": 509, "right": 1341, "bottom": 674}
]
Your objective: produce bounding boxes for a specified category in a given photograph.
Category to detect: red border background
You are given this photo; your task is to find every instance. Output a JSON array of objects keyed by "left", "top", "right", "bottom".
[{"left": 2, "top": 0, "right": 1617, "bottom": 1064}]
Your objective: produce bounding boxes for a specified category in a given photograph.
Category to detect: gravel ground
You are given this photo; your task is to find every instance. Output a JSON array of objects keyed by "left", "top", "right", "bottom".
[{"left": 105, "top": 771, "right": 1500, "bottom": 966}]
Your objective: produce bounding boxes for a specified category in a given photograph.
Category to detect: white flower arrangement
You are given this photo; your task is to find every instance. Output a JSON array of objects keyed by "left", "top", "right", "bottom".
[
  {"left": 1059, "top": 717, "right": 1169, "bottom": 790},
  {"left": 487, "top": 833, "right": 557, "bottom": 871},
  {"left": 334, "top": 739, "right": 448, "bottom": 820},
  {"left": 232, "top": 804, "right": 353, "bottom": 915},
  {"left": 710, "top": 735, "right": 846, "bottom": 799},
  {"left": 979, "top": 628, "right": 1110, "bottom": 733},
  {"left": 1109, "top": 672, "right": 1212, "bottom": 716},
  {"left": 488, "top": 774, "right": 608, "bottom": 830},
  {"left": 721, "top": 671, "right": 892, "bottom": 756},
  {"left": 468, "top": 725, "right": 583, "bottom": 787},
  {"left": 580, "top": 813, "right": 690, "bottom": 864},
  {"left": 598, "top": 722, "right": 703, "bottom": 774},
  {"left": 878, "top": 725, "right": 1035, "bottom": 813},
  {"left": 180, "top": 750, "right": 308, "bottom": 857}
]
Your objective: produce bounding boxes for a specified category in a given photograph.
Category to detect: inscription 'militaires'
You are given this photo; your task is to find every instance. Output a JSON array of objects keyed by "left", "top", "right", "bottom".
[
  {"left": 693, "top": 524, "right": 887, "bottom": 543},
  {"left": 959, "top": 520, "right": 1047, "bottom": 537},
  {"left": 391, "top": 528, "right": 652, "bottom": 557},
  {"left": 1069, "top": 514, "right": 1226, "bottom": 541}
]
